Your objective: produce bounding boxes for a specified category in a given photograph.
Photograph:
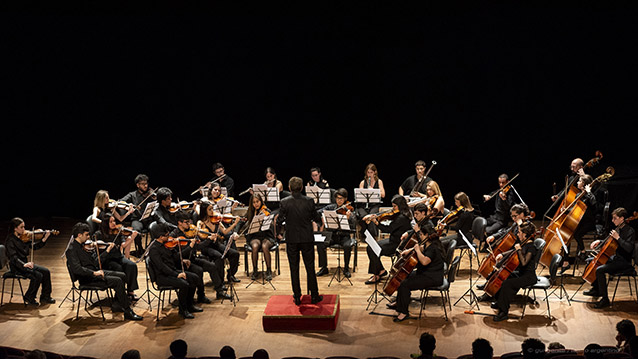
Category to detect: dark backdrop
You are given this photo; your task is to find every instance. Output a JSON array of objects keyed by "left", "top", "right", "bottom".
[{"left": 2, "top": 5, "right": 637, "bottom": 223}]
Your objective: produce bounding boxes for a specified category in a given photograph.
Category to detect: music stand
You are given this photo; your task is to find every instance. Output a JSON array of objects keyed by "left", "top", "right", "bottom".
[
  {"left": 214, "top": 198, "right": 234, "bottom": 214},
  {"left": 245, "top": 213, "right": 276, "bottom": 290},
  {"left": 306, "top": 185, "right": 332, "bottom": 205},
  {"left": 354, "top": 188, "right": 381, "bottom": 209},
  {"left": 364, "top": 230, "right": 391, "bottom": 314},
  {"left": 454, "top": 231, "right": 480, "bottom": 310},
  {"left": 322, "top": 211, "right": 353, "bottom": 286},
  {"left": 252, "top": 184, "right": 280, "bottom": 203},
  {"left": 221, "top": 236, "right": 239, "bottom": 306}
]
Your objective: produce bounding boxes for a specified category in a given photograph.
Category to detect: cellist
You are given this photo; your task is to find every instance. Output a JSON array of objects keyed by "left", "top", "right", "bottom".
[
  {"left": 583, "top": 207, "right": 636, "bottom": 309},
  {"left": 490, "top": 220, "right": 539, "bottom": 322},
  {"left": 561, "top": 174, "right": 597, "bottom": 272}
]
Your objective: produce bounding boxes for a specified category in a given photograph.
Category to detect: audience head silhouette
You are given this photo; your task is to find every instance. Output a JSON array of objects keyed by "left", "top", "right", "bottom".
[
  {"left": 521, "top": 338, "right": 545, "bottom": 359},
  {"left": 472, "top": 338, "right": 493, "bottom": 359},
  {"left": 220, "top": 345, "right": 236, "bottom": 359},
  {"left": 169, "top": 339, "right": 188, "bottom": 359},
  {"left": 253, "top": 348, "right": 269, "bottom": 359},
  {"left": 418, "top": 332, "right": 436, "bottom": 359},
  {"left": 121, "top": 349, "right": 141, "bottom": 359}
]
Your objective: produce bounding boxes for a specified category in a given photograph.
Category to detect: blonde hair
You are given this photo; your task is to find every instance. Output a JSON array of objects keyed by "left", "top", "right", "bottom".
[
  {"left": 94, "top": 190, "right": 109, "bottom": 209},
  {"left": 454, "top": 192, "right": 474, "bottom": 211},
  {"left": 427, "top": 181, "right": 442, "bottom": 197}
]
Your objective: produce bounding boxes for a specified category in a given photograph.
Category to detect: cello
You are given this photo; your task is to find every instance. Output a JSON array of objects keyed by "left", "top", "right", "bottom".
[
  {"left": 539, "top": 168, "right": 614, "bottom": 268},
  {"left": 582, "top": 211, "right": 638, "bottom": 284}
]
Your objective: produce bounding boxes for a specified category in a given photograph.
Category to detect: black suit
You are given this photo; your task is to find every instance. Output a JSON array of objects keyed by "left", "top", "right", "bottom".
[{"left": 277, "top": 192, "right": 322, "bottom": 298}]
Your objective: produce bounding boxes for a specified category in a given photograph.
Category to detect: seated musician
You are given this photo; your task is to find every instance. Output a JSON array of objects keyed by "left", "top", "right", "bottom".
[
  {"left": 307, "top": 166, "right": 330, "bottom": 189},
  {"left": 316, "top": 188, "right": 357, "bottom": 278},
  {"left": 152, "top": 187, "right": 178, "bottom": 228},
  {"left": 398, "top": 160, "right": 431, "bottom": 197},
  {"left": 207, "top": 182, "right": 240, "bottom": 214},
  {"left": 91, "top": 189, "right": 136, "bottom": 225},
  {"left": 364, "top": 194, "right": 412, "bottom": 285},
  {"left": 483, "top": 174, "right": 517, "bottom": 236},
  {"left": 4, "top": 217, "right": 54, "bottom": 306},
  {"left": 584, "top": 207, "right": 636, "bottom": 309},
  {"left": 399, "top": 203, "right": 430, "bottom": 249},
  {"left": 119, "top": 173, "right": 154, "bottom": 255},
  {"left": 568, "top": 174, "right": 597, "bottom": 264},
  {"left": 490, "top": 220, "right": 539, "bottom": 322},
  {"left": 439, "top": 192, "right": 475, "bottom": 250},
  {"left": 94, "top": 213, "right": 140, "bottom": 301},
  {"left": 169, "top": 211, "right": 228, "bottom": 301},
  {"left": 65, "top": 222, "right": 142, "bottom": 320},
  {"left": 241, "top": 193, "right": 276, "bottom": 281},
  {"left": 388, "top": 221, "right": 445, "bottom": 322},
  {"left": 197, "top": 201, "right": 241, "bottom": 283},
  {"left": 356, "top": 163, "right": 386, "bottom": 242},
  {"left": 423, "top": 181, "right": 445, "bottom": 222},
  {"left": 147, "top": 222, "right": 201, "bottom": 319}
]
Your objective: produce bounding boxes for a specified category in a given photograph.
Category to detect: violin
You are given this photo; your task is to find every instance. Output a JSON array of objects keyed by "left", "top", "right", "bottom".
[
  {"left": 110, "top": 224, "right": 136, "bottom": 236},
  {"left": 83, "top": 239, "right": 109, "bottom": 251},
  {"left": 108, "top": 199, "right": 134, "bottom": 210},
  {"left": 260, "top": 206, "right": 271, "bottom": 216},
  {"left": 484, "top": 173, "right": 519, "bottom": 202},
  {"left": 163, "top": 236, "right": 194, "bottom": 249},
  {"left": 372, "top": 208, "right": 400, "bottom": 222},
  {"left": 335, "top": 201, "right": 354, "bottom": 215},
  {"left": 211, "top": 212, "right": 247, "bottom": 225},
  {"left": 183, "top": 224, "right": 213, "bottom": 240},
  {"left": 169, "top": 200, "right": 200, "bottom": 213},
  {"left": 20, "top": 229, "right": 59, "bottom": 243},
  {"left": 435, "top": 206, "right": 465, "bottom": 233}
]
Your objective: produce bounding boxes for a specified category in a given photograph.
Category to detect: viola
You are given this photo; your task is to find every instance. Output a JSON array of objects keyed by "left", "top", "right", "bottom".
[{"left": 20, "top": 229, "right": 59, "bottom": 243}]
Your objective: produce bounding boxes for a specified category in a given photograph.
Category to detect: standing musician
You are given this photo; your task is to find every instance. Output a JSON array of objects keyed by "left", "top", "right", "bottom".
[
  {"left": 316, "top": 188, "right": 357, "bottom": 278},
  {"left": 147, "top": 222, "right": 201, "bottom": 319},
  {"left": 212, "top": 162, "right": 235, "bottom": 198},
  {"left": 242, "top": 193, "right": 276, "bottom": 281},
  {"left": 65, "top": 222, "right": 142, "bottom": 320},
  {"left": 152, "top": 187, "right": 178, "bottom": 228},
  {"left": 439, "top": 192, "right": 475, "bottom": 250},
  {"left": 583, "top": 207, "right": 636, "bottom": 309},
  {"left": 119, "top": 174, "right": 154, "bottom": 255},
  {"left": 490, "top": 220, "right": 539, "bottom": 322},
  {"left": 484, "top": 174, "right": 517, "bottom": 236},
  {"left": 169, "top": 210, "right": 226, "bottom": 301},
  {"left": 388, "top": 222, "right": 445, "bottom": 322},
  {"left": 364, "top": 195, "right": 412, "bottom": 285},
  {"left": 398, "top": 160, "right": 432, "bottom": 197},
  {"left": 4, "top": 217, "right": 54, "bottom": 305},
  {"left": 196, "top": 200, "right": 241, "bottom": 283},
  {"left": 91, "top": 189, "right": 136, "bottom": 225},
  {"left": 356, "top": 163, "right": 386, "bottom": 242},
  {"left": 94, "top": 213, "right": 140, "bottom": 302}
]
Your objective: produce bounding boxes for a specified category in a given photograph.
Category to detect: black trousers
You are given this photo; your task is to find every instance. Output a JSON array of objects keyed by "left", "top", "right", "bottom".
[
  {"left": 591, "top": 256, "right": 633, "bottom": 299},
  {"left": 396, "top": 271, "right": 443, "bottom": 315},
  {"left": 286, "top": 242, "right": 319, "bottom": 298},
  {"left": 12, "top": 264, "right": 52, "bottom": 301},
  {"left": 155, "top": 271, "right": 198, "bottom": 312},
  {"left": 104, "top": 254, "right": 139, "bottom": 292},
  {"left": 199, "top": 239, "right": 240, "bottom": 278},
  {"left": 486, "top": 216, "right": 506, "bottom": 236},
  {"left": 317, "top": 233, "right": 352, "bottom": 269},
  {"left": 79, "top": 270, "right": 130, "bottom": 309},
  {"left": 495, "top": 273, "right": 537, "bottom": 314},
  {"left": 357, "top": 206, "right": 380, "bottom": 240},
  {"left": 367, "top": 238, "right": 399, "bottom": 275}
]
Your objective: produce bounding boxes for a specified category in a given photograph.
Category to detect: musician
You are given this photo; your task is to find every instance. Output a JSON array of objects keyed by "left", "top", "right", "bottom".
[
  {"left": 584, "top": 207, "right": 635, "bottom": 309},
  {"left": 569, "top": 174, "right": 598, "bottom": 261},
  {"left": 119, "top": 174, "right": 154, "bottom": 255},
  {"left": 207, "top": 182, "right": 239, "bottom": 214},
  {"left": 91, "top": 189, "right": 136, "bottom": 225},
  {"left": 389, "top": 222, "right": 445, "bottom": 322},
  {"left": 439, "top": 192, "right": 475, "bottom": 250},
  {"left": 4, "top": 218, "right": 54, "bottom": 305},
  {"left": 364, "top": 195, "right": 412, "bottom": 285},
  {"left": 423, "top": 181, "right": 445, "bottom": 221},
  {"left": 196, "top": 200, "right": 241, "bottom": 283},
  {"left": 147, "top": 222, "right": 201, "bottom": 319},
  {"left": 152, "top": 187, "right": 178, "bottom": 228},
  {"left": 212, "top": 162, "right": 235, "bottom": 198},
  {"left": 399, "top": 203, "right": 430, "bottom": 249},
  {"left": 265, "top": 167, "right": 284, "bottom": 192},
  {"left": 276, "top": 176, "right": 323, "bottom": 305},
  {"left": 398, "top": 160, "right": 431, "bottom": 197},
  {"left": 307, "top": 167, "right": 330, "bottom": 189},
  {"left": 242, "top": 193, "right": 277, "bottom": 281},
  {"left": 169, "top": 210, "right": 226, "bottom": 301},
  {"left": 316, "top": 188, "right": 357, "bottom": 278},
  {"left": 490, "top": 220, "right": 539, "bottom": 322},
  {"left": 484, "top": 174, "right": 517, "bottom": 236},
  {"left": 551, "top": 158, "right": 585, "bottom": 203},
  {"left": 356, "top": 163, "right": 386, "bottom": 241},
  {"left": 94, "top": 213, "right": 140, "bottom": 301},
  {"left": 65, "top": 222, "right": 142, "bottom": 320}
]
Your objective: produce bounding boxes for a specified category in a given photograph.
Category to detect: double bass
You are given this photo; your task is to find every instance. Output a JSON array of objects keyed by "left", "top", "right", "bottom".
[{"left": 582, "top": 211, "right": 638, "bottom": 284}]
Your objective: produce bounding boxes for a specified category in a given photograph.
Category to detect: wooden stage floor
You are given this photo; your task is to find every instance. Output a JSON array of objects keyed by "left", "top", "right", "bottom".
[{"left": 0, "top": 217, "right": 636, "bottom": 359}]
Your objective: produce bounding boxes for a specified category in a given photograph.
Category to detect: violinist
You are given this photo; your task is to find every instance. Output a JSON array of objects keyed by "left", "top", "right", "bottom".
[
  {"left": 212, "top": 162, "right": 235, "bottom": 198},
  {"left": 438, "top": 192, "right": 475, "bottom": 250},
  {"left": 4, "top": 218, "right": 54, "bottom": 305},
  {"left": 94, "top": 214, "right": 140, "bottom": 302},
  {"left": 583, "top": 207, "right": 635, "bottom": 309},
  {"left": 356, "top": 163, "right": 386, "bottom": 241},
  {"left": 398, "top": 160, "right": 431, "bottom": 197},
  {"left": 423, "top": 181, "right": 445, "bottom": 221},
  {"left": 169, "top": 210, "right": 226, "bottom": 301},
  {"left": 207, "top": 182, "right": 239, "bottom": 214},
  {"left": 147, "top": 222, "right": 201, "bottom": 319},
  {"left": 364, "top": 195, "right": 412, "bottom": 285},
  {"left": 91, "top": 190, "right": 136, "bottom": 225},
  {"left": 151, "top": 187, "right": 178, "bottom": 228},
  {"left": 119, "top": 174, "right": 154, "bottom": 255},
  {"left": 316, "top": 188, "right": 357, "bottom": 278},
  {"left": 388, "top": 222, "right": 445, "bottom": 322},
  {"left": 65, "top": 222, "right": 142, "bottom": 320},
  {"left": 197, "top": 201, "right": 241, "bottom": 283},
  {"left": 484, "top": 174, "right": 517, "bottom": 236},
  {"left": 241, "top": 193, "right": 276, "bottom": 281},
  {"left": 490, "top": 220, "right": 539, "bottom": 322}
]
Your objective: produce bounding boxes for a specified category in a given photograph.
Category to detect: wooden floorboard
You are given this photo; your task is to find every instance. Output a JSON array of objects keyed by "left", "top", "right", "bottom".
[{"left": 0, "top": 217, "right": 636, "bottom": 359}]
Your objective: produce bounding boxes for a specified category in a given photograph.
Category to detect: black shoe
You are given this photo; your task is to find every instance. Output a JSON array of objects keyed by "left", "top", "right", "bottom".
[
  {"left": 124, "top": 308, "right": 143, "bottom": 321},
  {"left": 594, "top": 298, "right": 610, "bottom": 309},
  {"left": 343, "top": 267, "right": 351, "bottom": 278},
  {"left": 311, "top": 295, "right": 323, "bottom": 304},
  {"left": 216, "top": 291, "right": 232, "bottom": 300},
  {"left": 39, "top": 297, "right": 56, "bottom": 304},
  {"left": 179, "top": 310, "right": 195, "bottom": 319},
  {"left": 228, "top": 275, "right": 241, "bottom": 283},
  {"left": 477, "top": 293, "right": 492, "bottom": 302},
  {"left": 316, "top": 267, "right": 329, "bottom": 276},
  {"left": 584, "top": 288, "right": 601, "bottom": 297},
  {"left": 250, "top": 271, "right": 258, "bottom": 281},
  {"left": 476, "top": 283, "right": 486, "bottom": 290},
  {"left": 23, "top": 297, "right": 39, "bottom": 306},
  {"left": 493, "top": 311, "right": 508, "bottom": 322},
  {"left": 490, "top": 302, "right": 499, "bottom": 310},
  {"left": 559, "top": 264, "right": 571, "bottom": 275},
  {"left": 365, "top": 276, "right": 380, "bottom": 285},
  {"left": 386, "top": 303, "right": 397, "bottom": 310},
  {"left": 188, "top": 305, "right": 203, "bottom": 313},
  {"left": 265, "top": 270, "right": 273, "bottom": 281},
  {"left": 393, "top": 313, "right": 410, "bottom": 322},
  {"left": 128, "top": 293, "right": 140, "bottom": 302},
  {"left": 197, "top": 296, "right": 212, "bottom": 304},
  {"left": 379, "top": 271, "right": 388, "bottom": 278},
  {"left": 293, "top": 296, "right": 301, "bottom": 306}
]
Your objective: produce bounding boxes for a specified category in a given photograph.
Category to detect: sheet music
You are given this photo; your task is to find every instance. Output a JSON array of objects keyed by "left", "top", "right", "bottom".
[
  {"left": 314, "top": 233, "right": 326, "bottom": 242},
  {"left": 365, "top": 230, "right": 381, "bottom": 257},
  {"left": 354, "top": 188, "right": 382, "bottom": 204},
  {"left": 459, "top": 230, "right": 477, "bottom": 256},
  {"left": 247, "top": 213, "right": 274, "bottom": 234},
  {"left": 141, "top": 201, "right": 158, "bottom": 221},
  {"left": 253, "top": 184, "right": 280, "bottom": 202},
  {"left": 306, "top": 185, "right": 332, "bottom": 204},
  {"left": 322, "top": 210, "right": 351, "bottom": 231}
]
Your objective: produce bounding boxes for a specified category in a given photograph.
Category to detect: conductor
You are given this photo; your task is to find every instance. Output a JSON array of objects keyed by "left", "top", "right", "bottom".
[{"left": 277, "top": 176, "right": 323, "bottom": 305}]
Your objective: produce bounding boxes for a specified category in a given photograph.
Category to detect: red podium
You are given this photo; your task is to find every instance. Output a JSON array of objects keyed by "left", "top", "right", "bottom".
[{"left": 262, "top": 294, "right": 340, "bottom": 332}]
